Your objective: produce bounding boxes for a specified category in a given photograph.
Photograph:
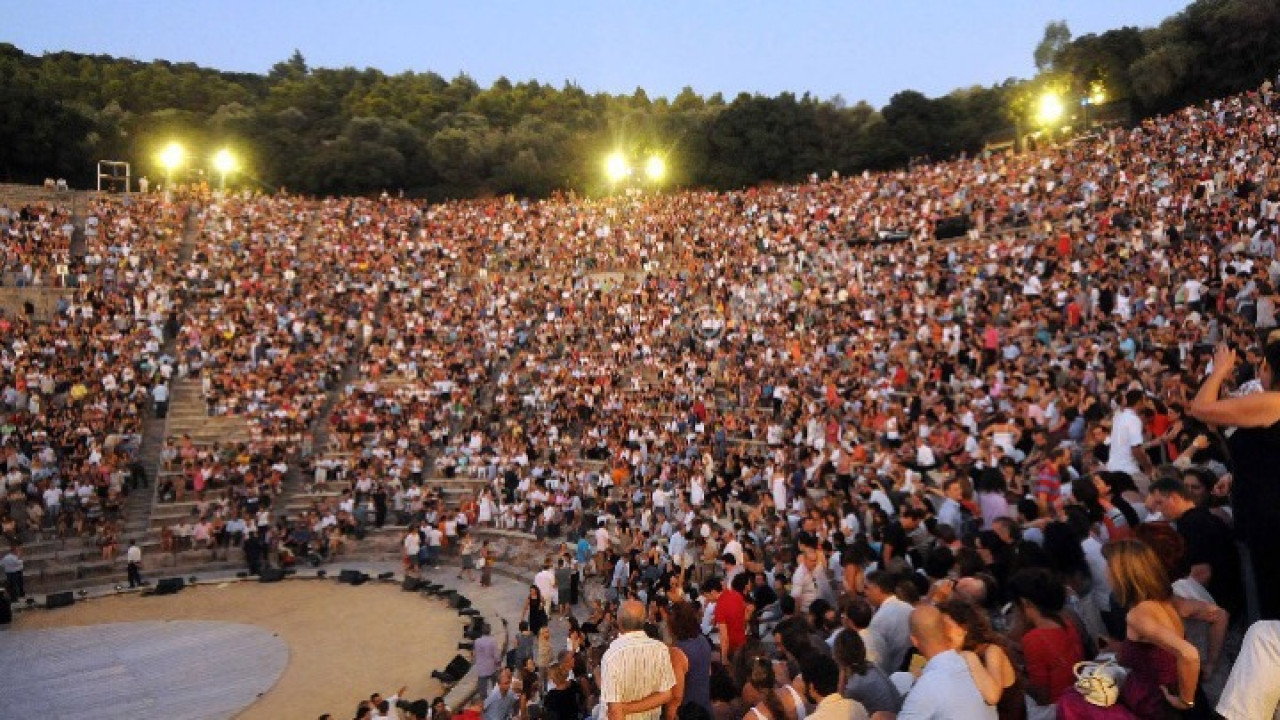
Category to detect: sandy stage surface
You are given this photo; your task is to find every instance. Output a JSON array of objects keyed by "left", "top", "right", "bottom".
[{"left": 16, "top": 579, "right": 463, "bottom": 719}]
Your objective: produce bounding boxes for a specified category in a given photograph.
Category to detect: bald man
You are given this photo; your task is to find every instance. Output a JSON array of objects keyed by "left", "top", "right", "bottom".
[
  {"left": 600, "top": 600, "right": 676, "bottom": 720},
  {"left": 876, "top": 606, "right": 995, "bottom": 720}
]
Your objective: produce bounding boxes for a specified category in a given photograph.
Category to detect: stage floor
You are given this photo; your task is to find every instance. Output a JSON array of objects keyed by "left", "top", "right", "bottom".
[{"left": 1, "top": 579, "right": 463, "bottom": 719}]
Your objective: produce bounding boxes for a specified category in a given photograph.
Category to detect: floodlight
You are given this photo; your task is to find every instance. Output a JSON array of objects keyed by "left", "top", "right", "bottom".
[
  {"left": 645, "top": 156, "right": 666, "bottom": 182},
  {"left": 213, "top": 148, "right": 236, "bottom": 174},
  {"left": 605, "top": 152, "right": 630, "bottom": 182},
  {"left": 1036, "top": 92, "right": 1064, "bottom": 126},
  {"left": 159, "top": 142, "right": 185, "bottom": 172}
]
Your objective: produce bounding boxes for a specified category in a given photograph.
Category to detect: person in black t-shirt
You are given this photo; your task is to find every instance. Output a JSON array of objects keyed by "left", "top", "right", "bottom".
[
  {"left": 1149, "top": 477, "right": 1244, "bottom": 617},
  {"left": 880, "top": 507, "right": 924, "bottom": 567}
]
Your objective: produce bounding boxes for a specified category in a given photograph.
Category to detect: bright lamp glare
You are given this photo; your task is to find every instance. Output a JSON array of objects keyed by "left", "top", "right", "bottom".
[
  {"left": 213, "top": 148, "right": 236, "bottom": 174},
  {"left": 159, "top": 142, "right": 185, "bottom": 171},
  {"left": 605, "top": 152, "right": 630, "bottom": 182},
  {"left": 1036, "top": 93, "right": 1064, "bottom": 126},
  {"left": 645, "top": 156, "right": 666, "bottom": 182}
]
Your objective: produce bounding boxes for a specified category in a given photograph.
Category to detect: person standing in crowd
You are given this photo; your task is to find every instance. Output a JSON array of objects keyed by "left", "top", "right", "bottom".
[
  {"left": 126, "top": 539, "right": 143, "bottom": 589},
  {"left": 473, "top": 627, "right": 502, "bottom": 700},
  {"left": 522, "top": 585, "right": 549, "bottom": 638},
  {"left": 403, "top": 524, "right": 421, "bottom": 576},
  {"left": 1190, "top": 342, "right": 1280, "bottom": 620},
  {"left": 2, "top": 543, "right": 24, "bottom": 599},
  {"left": 152, "top": 380, "right": 169, "bottom": 419},
  {"left": 243, "top": 531, "right": 264, "bottom": 576},
  {"left": 714, "top": 574, "right": 749, "bottom": 664},
  {"left": 600, "top": 600, "right": 676, "bottom": 720},
  {"left": 483, "top": 669, "right": 519, "bottom": 720},
  {"left": 669, "top": 600, "right": 713, "bottom": 716},
  {"left": 535, "top": 559, "right": 557, "bottom": 615},
  {"left": 1107, "top": 389, "right": 1153, "bottom": 490}
]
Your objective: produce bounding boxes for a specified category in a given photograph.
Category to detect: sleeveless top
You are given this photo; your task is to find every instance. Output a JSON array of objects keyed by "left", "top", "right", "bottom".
[
  {"left": 676, "top": 636, "right": 713, "bottom": 714},
  {"left": 1116, "top": 639, "right": 1178, "bottom": 719}
]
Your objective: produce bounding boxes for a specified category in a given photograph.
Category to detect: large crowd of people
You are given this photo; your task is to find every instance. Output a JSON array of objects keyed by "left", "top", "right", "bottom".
[
  {"left": 361, "top": 87, "right": 1280, "bottom": 720},
  {"left": 0, "top": 196, "right": 180, "bottom": 563},
  {"left": 4, "top": 80, "right": 1280, "bottom": 720}
]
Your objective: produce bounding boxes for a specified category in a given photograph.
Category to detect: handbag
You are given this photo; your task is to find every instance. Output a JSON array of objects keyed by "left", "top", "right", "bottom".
[{"left": 1073, "top": 659, "right": 1129, "bottom": 707}]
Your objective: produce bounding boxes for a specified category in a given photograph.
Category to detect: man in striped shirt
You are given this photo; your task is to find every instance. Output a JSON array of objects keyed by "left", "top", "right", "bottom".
[{"left": 600, "top": 600, "right": 676, "bottom": 720}]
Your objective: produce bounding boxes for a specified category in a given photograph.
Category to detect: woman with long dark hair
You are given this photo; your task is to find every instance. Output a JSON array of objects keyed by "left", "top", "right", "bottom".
[
  {"left": 522, "top": 585, "right": 549, "bottom": 637},
  {"left": 938, "top": 599, "right": 1025, "bottom": 720}
]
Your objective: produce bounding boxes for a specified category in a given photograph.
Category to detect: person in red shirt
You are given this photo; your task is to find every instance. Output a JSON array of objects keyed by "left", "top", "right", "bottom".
[
  {"left": 1065, "top": 298, "right": 1082, "bottom": 328},
  {"left": 708, "top": 574, "right": 749, "bottom": 663},
  {"left": 1007, "top": 568, "right": 1084, "bottom": 705},
  {"left": 1056, "top": 232, "right": 1072, "bottom": 258}
]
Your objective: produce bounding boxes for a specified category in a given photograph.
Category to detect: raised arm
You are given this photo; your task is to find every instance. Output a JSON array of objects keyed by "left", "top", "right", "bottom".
[{"left": 1189, "top": 345, "right": 1280, "bottom": 428}]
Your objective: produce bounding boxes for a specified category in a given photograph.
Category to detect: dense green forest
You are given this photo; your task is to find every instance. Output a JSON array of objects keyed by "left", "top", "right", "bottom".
[{"left": 2, "top": 0, "right": 1279, "bottom": 199}]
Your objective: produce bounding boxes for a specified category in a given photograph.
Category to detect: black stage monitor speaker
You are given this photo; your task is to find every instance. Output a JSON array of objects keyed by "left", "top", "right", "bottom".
[
  {"left": 46, "top": 591, "right": 75, "bottom": 609},
  {"left": 338, "top": 569, "right": 366, "bottom": 585},
  {"left": 402, "top": 577, "right": 422, "bottom": 592},
  {"left": 153, "top": 578, "right": 185, "bottom": 596},
  {"left": 260, "top": 568, "right": 287, "bottom": 583},
  {"left": 431, "top": 654, "right": 472, "bottom": 683}
]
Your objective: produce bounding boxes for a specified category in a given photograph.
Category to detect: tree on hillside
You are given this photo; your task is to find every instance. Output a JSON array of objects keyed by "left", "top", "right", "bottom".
[{"left": 1034, "top": 21, "right": 1072, "bottom": 72}]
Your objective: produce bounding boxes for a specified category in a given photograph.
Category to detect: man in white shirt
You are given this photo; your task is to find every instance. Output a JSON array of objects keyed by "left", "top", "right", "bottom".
[
  {"left": 534, "top": 560, "right": 557, "bottom": 614},
  {"left": 424, "top": 524, "right": 443, "bottom": 568},
  {"left": 890, "top": 605, "right": 996, "bottom": 719},
  {"left": 403, "top": 525, "right": 421, "bottom": 574},
  {"left": 1106, "top": 389, "right": 1151, "bottom": 489},
  {"left": 791, "top": 543, "right": 821, "bottom": 613},
  {"left": 42, "top": 485, "right": 61, "bottom": 523},
  {"left": 152, "top": 382, "right": 169, "bottom": 418},
  {"left": 126, "top": 540, "right": 143, "bottom": 588},
  {"left": 722, "top": 529, "right": 744, "bottom": 567}
]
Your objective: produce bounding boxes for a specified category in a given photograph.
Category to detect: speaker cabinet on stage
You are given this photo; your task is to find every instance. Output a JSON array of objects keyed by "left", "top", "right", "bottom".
[
  {"left": 153, "top": 578, "right": 185, "bottom": 596},
  {"left": 402, "top": 577, "right": 422, "bottom": 592},
  {"left": 259, "top": 568, "right": 286, "bottom": 583},
  {"left": 338, "top": 569, "right": 367, "bottom": 585},
  {"left": 45, "top": 591, "right": 75, "bottom": 609},
  {"left": 431, "top": 654, "right": 472, "bottom": 683}
]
